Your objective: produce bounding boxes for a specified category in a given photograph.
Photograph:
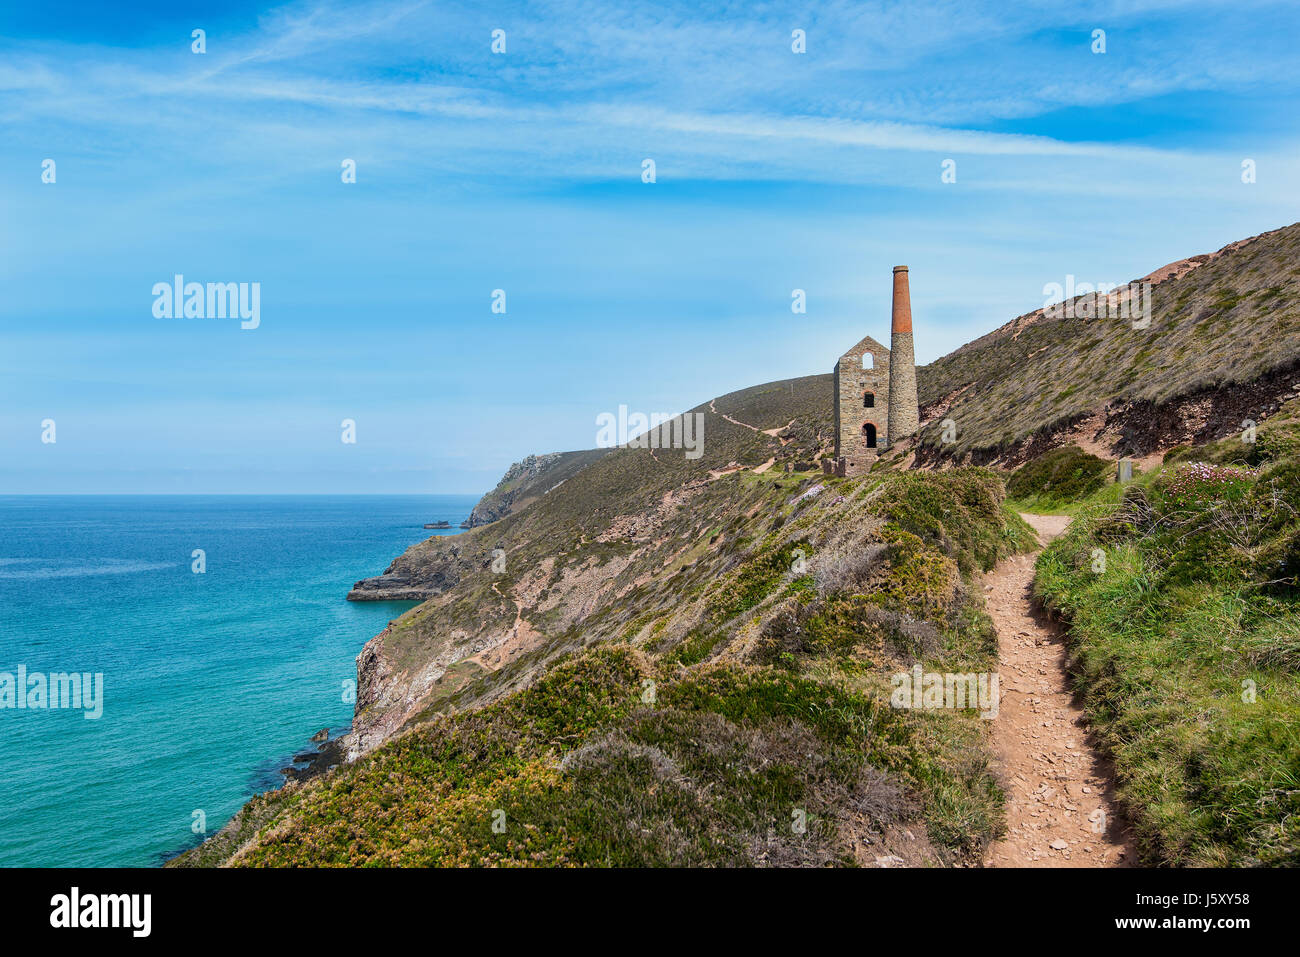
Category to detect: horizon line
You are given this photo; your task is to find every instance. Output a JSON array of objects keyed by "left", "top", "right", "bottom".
[{"left": 0, "top": 491, "right": 487, "bottom": 497}]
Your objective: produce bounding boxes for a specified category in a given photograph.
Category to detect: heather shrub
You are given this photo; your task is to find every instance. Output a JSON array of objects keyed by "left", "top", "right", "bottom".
[{"left": 1006, "top": 445, "right": 1110, "bottom": 507}]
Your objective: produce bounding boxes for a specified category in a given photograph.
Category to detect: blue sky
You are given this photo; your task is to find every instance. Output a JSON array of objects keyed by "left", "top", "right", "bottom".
[{"left": 1, "top": 0, "right": 1297, "bottom": 493}]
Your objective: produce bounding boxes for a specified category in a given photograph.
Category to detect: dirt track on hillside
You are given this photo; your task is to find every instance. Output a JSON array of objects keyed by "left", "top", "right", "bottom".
[{"left": 982, "top": 514, "right": 1135, "bottom": 867}]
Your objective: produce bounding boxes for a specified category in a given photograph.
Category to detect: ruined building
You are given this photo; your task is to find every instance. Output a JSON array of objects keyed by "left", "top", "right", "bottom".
[{"left": 830, "top": 266, "right": 920, "bottom": 476}]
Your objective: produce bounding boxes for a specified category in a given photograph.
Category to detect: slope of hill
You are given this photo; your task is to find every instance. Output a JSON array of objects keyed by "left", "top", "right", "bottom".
[
  {"left": 173, "top": 371, "right": 1037, "bottom": 866},
  {"left": 174, "top": 223, "right": 1299, "bottom": 868},
  {"left": 459, "top": 450, "right": 611, "bottom": 530},
  {"left": 912, "top": 223, "right": 1300, "bottom": 465},
  {"left": 345, "top": 376, "right": 833, "bottom": 603},
  {"left": 175, "top": 462, "right": 1034, "bottom": 867},
  {"left": 1034, "top": 400, "right": 1300, "bottom": 865},
  {"left": 335, "top": 375, "right": 840, "bottom": 753}
]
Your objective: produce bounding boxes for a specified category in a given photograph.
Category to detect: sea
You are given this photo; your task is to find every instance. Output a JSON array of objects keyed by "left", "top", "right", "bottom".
[{"left": 0, "top": 494, "right": 475, "bottom": 867}]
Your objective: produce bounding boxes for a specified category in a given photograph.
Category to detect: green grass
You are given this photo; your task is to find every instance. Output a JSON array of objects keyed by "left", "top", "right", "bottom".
[
  {"left": 1005, "top": 445, "right": 1111, "bottom": 511},
  {"left": 915, "top": 222, "right": 1300, "bottom": 457},
  {"left": 1034, "top": 415, "right": 1300, "bottom": 865},
  {"left": 705, "top": 538, "right": 811, "bottom": 624},
  {"left": 176, "top": 468, "right": 1035, "bottom": 868}
]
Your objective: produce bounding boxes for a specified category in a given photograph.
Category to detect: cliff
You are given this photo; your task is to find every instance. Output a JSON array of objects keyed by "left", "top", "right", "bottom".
[
  {"left": 176, "top": 460, "right": 1036, "bottom": 866},
  {"left": 173, "top": 224, "right": 1300, "bottom": 867}
]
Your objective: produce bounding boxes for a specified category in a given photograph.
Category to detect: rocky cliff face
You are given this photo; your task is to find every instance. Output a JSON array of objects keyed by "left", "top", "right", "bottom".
[
  {"left": 346, "top": 449, "right": 611, "bottom": 601},
  {"left": 346, "top": 538, "right": 471, "bottom": 601},
  {"left": 461, "top": 453, "right": 561, "bottom": 527},
  {"left": 337, "top": 377, "right": 834, "bottom": 760}
]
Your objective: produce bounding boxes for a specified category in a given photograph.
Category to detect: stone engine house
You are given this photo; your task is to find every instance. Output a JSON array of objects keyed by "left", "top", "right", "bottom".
[{"left": 831, "top": 266, "right": 920, "bottom": 476}]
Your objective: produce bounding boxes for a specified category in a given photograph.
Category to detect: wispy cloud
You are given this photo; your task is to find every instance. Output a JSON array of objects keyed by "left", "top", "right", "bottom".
[
  {"left": 5, "top": 0, "right": 1297, "bottom": 175},
  {"left": 2, "top": 0, "right": 1297, "bottom": 492}
]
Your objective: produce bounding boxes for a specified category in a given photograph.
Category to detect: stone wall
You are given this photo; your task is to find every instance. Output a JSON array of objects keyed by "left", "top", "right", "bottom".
[{"left": 833, "top": 335, "right": 891, "bottom": 476}]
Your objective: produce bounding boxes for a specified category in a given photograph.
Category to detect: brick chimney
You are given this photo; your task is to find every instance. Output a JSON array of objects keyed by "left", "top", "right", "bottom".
[{"left": 886, "top": 266, "right": 919, "bottom": 442}]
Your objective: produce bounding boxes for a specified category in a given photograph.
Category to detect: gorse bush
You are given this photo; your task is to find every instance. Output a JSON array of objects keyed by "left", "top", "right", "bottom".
[
  {"left": 871, "top": 467, "right": 1035, "bottom": 574},
  {"left": 706, "top": 538, "right": 810, "bottom": 624}
]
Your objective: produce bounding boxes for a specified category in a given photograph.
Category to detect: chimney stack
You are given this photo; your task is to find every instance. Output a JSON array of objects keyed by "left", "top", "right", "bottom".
[
  {"left": 890, "top": 265, "right": 912, "bottom": 334},
  {"left": 887, "top": 266, "right": 919, "bottom": 442}
]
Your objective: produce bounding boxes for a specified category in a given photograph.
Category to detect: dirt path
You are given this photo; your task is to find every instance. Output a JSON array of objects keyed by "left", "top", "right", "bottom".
[
  {"left": 475, "top": 581, "right": 544, "bottom": 669},
  {"left": 983, "top": 513, "right": 1135, "bottom": 867},
  {"left": 709, "top": 397, "right": 768, "bottom": 435}
]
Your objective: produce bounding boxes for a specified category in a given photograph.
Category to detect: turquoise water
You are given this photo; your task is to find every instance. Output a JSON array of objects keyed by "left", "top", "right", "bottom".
[{"left": 0, "top": 495, "right": 474, "bottom": 867}]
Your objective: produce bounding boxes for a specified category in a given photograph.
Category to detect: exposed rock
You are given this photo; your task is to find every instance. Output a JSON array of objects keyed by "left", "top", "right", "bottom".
[
  {"left": 915, "top": 357, "right": 1300, "bottom": 470},
  {"left": 347, "top": 540, "right": 467, "bottom": 601},
  {"left": 280, "top": 735, "right": 349, "bottom": 783}
]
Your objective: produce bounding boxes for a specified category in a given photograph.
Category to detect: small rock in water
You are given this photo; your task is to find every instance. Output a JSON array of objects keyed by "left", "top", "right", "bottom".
[{"left": 311, "top": 728, "right": 329, "bottom": 743}]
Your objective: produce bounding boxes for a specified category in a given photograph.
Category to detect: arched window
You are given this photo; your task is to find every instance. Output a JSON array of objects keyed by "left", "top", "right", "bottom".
[
  {"left": 861, "top": 353, "right": 874, "bottom": 370},
  {"left": 863, "top": 392, "right": 874, "bottom": 408},
  {"left": 862, "top": 423, "right": 877, "bottom": 448}
]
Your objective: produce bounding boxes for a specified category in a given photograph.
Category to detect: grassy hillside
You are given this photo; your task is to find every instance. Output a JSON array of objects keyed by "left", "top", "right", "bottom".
[
  {"left": 915, "top": 222, "right": 1300, "bottom": 460},
  {"left": 176, "top": 461, "right": 1035, "bottom": 866},
  {"left": 179, "top": 223, "right": 1299, "bottom": 867},
  {"left": 293, "top": 376, "right": 847, "bottom": 759},
  {"left": 460, "top": 449, "right": 611, "bottom": 529},
  {"left": 712, "top": 373, "right": 834, "bottom": 457},
  {"left": 1034, "top": 401, "right": 1300, "bottom": 865}
]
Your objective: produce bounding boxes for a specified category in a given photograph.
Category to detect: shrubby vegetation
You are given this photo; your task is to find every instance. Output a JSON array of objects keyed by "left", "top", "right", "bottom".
[
  {"left": 177, "top": 468, "right": 1034, "bottom": 867},
  {"left": 1036, "top": 402, "right": 1300, "bottom": 865},
  {"left": 1005, "top": 445, "right": 1110, "bottom": 510}
]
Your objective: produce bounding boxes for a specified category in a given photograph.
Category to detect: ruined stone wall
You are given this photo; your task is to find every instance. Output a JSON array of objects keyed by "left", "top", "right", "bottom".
[{"left": 834, "top": 337, "right": 890, "bottom": 476}]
